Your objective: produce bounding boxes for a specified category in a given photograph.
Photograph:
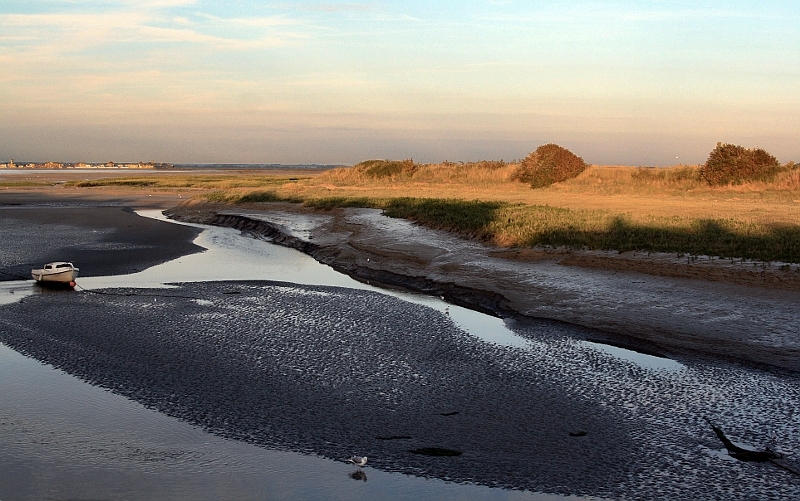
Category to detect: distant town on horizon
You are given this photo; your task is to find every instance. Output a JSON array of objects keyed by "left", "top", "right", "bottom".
[
  {"left": 1, "top": 160, "right": 168, "bottom": 170},
  {"left": 0, "top": 160, "right": 342, "bottom": 170}
]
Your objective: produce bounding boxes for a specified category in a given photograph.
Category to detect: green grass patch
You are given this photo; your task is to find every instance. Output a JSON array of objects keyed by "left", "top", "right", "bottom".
[
  {"left": 496, "top": 206, "right": 800, "bottom": 263},
  {"left": 382, "top": 198, "right": 506, "bottom": 234},
  {"left": 0, "top": 181, "right": 54, "bottom": 187},
  {"left": 304, "top": 196, "right": 382, "bottom": 209},
  {"left": 72, "top": 179, "right": 159, "bottom": 187},
  {"left": 204, "top": 190, "right": 303, "bottom": 204},
  {"left": 65, "top": 175, "right": 307, "bottom": 189}
]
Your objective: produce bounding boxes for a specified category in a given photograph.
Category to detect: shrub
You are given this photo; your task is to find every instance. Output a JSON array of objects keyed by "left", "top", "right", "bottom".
[
  {"left": 701, "top": 142, "right": 782, "bottom": 185},
  {"left": 353, "top": 159, "right": 416, "bottom": 179},
  {"left": 511, "top": 144, "right": 589, "bottom": 188}
]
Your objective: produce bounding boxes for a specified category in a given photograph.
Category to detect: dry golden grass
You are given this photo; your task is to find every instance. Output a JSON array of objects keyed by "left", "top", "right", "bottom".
[
  {"left": 279, "top": 163, "right": 800, "bottom": 227},
  {"left": 53, "top": 163, "right": 799, "bottom": 227},
  {"left": 318, "top": 160, "right": 517, "bottom": 186}
]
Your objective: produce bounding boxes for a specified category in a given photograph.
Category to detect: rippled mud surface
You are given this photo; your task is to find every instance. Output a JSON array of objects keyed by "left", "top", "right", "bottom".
[{"left": 2, "top": 280, "right": 799, "bottom": 500}]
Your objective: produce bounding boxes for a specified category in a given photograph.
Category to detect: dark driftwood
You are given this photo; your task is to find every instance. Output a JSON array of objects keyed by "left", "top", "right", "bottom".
[
  {"left": 706, "top": 419, "right": 800, "bottom": 476},
  {"left": 708, "top": 422, "right": 777, "bottom": 462}
]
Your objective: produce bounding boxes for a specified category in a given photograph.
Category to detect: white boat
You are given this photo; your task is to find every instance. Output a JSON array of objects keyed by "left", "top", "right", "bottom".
[{"left": 31, "top": 262, "right": 79, "bottom": 285}]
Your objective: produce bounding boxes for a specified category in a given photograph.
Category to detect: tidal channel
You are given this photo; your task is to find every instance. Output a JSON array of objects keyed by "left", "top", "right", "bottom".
[{"left": 1, "top": 209, "right": 798, "bottom": 500}]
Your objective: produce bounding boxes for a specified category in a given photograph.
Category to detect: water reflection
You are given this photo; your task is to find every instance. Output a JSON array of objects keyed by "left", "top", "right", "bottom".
[
  {"left": 349, "top": 470, "right": 368, "bottom": 482},
  {"left": 0, "top": 280, "right": 34, "bottom": 305},
  {"left": 0, "top": 342, "right": 588, "bottom": 501},
  {"left": 582, "top": 341, "right": 684, "bottom": 371}
]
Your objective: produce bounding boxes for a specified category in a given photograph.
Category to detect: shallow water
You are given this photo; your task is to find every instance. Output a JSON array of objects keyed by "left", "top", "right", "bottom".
[{"left": 1, "top": 343, "right": 579, "bottom": 501}]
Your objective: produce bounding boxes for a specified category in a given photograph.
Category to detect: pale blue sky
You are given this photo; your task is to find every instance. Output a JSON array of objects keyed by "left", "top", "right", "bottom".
[{"left": 1, "top": 1, "right": 798, "bottom": 164}]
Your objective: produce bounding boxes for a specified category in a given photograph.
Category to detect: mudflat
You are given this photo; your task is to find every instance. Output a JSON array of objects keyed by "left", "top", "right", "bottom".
[
  {"left": 0, "top": 190, "right": 202, "bottom": 280},
  {"left": 1, "top": 186, "right": 799, "bottom": 499},
  {"left": 168, "top": 200, "right": 800, "bottom": 373}
]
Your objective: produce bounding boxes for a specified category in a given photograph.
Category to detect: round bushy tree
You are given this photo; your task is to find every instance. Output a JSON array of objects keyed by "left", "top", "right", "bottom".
[
  {"left": 512, "top": 144, "right": 589, "bottom": 188},
  {"left": 701, "top": 142, "right": 781, "bottom": 185}
]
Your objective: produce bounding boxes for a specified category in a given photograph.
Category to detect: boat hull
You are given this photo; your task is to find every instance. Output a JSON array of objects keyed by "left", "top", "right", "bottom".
[{"left": 31, "top": 269, "right": 79, "bottom": 283}]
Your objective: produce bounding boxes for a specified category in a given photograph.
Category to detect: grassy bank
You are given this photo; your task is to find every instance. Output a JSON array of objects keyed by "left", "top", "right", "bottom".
[
  {"left": 201, "top": 191, "right": 800, "bottom": 263},
  {"left": 357, "top": 198, "right": 799, "bottom": 263},
  {"left": 42, "top": 162, "right": 800, "bottom": 263},
  {"left": 0, "top": 180, "right": 54, "bottom": 187}
]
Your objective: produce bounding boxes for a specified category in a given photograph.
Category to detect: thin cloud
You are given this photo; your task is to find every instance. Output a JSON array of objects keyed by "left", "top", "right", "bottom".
[
  {"left": 194, "top": 12, "right": 299, "bottom": 27},
  {"left": 273, "top": 2, "right": 375, "bottom": 12},
  {"left": 69, "top": 0, "right": 198, "bottom": 7},
  {"left": 480, "top": 6, "right": 779, "bottom": 24},
  {"left": 0, "top": 11, "right": 295, "bottom": 52},
  {"left": 137, "top": 25, "right": 286, "bottom": 48},
  {"left": 618, "top": 8, "right": 778, "bottom": 22}
]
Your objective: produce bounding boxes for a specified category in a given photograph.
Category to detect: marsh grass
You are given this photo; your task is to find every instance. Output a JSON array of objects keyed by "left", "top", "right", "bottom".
[
  {"left": 65, "top": 175, "right": 306, "bottom": 190},
  {"left": 771, "top": 167, "right": 800, "bottom": 191},
  {"left": 386, "top": 198, "right": 798, "bottom": 260},
  {"left": 317, "top": 163, "right": 799, "bottom": 198},
  {"left": 552, "top": 165, "right": 705, "bottom": 194},
  {"left": 307, "top": 197, "right": 800, "bottom": 263},
  {"left": 0, "top": 181, "right": 53, "bottom": 187},
  {"left": 491, "top": 205, "right": 800, "bottom": 263},
  {"left": 207, "top": 191, "right": 800, "bottom": 262}
]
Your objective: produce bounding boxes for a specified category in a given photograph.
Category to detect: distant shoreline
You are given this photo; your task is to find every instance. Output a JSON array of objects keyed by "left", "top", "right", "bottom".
[
  {"left": 0, "top": 163, "right": 342, "bottom": 171},
  {"left": 173, "top": 163, "right": 342, "bottom": 170}
]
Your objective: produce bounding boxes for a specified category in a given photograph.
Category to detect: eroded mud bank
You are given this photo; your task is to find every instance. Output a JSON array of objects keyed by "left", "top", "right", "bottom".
[{"left": 167, "top": 201, "right": 800, "bottom": 373}]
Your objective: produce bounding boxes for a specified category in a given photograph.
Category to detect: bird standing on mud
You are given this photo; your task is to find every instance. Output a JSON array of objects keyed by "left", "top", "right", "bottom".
[{"left": 348, "top": 456, "right": 368, "bottom": 468}]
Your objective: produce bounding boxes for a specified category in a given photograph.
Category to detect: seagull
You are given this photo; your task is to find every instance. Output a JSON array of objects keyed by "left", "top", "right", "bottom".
[{"left": 348, "top": 456, "right": 368, "bottom": 468}]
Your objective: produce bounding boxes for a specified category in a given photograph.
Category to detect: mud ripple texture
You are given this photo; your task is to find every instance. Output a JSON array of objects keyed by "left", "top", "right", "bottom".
[{"left": 1, "top": 281, "right": 798, "bottom": 499}]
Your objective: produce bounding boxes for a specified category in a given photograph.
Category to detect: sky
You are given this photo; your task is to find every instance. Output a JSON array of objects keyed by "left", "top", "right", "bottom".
[{"left": 1, "top": 1, "right": 798, "bottom": 165}]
